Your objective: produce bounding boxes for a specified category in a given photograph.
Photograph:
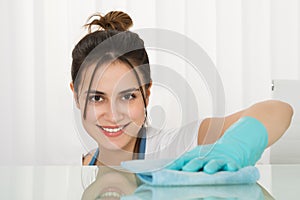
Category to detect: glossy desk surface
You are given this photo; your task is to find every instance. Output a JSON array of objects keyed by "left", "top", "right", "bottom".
[{"left": 1, "top": 165, "right": 299, "bottom": 199}]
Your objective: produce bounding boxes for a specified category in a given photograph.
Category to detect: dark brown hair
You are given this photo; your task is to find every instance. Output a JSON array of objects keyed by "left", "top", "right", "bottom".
[{"left": 71, "top": 11, "right": 151, "bottom": 159}]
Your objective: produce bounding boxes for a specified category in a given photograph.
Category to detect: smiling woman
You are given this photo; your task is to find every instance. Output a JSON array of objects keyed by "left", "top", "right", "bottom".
[
  {"left": 70, "top": 11, "right": 152, "bottom": 165},
  {"left": 70, "top": 11, "right": 293, "bottom": 171}
]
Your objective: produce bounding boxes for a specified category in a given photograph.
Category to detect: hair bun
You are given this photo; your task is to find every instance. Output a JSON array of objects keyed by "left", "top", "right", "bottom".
[{"left": 85, "top": 11, "right": 133, "bottom": 32}]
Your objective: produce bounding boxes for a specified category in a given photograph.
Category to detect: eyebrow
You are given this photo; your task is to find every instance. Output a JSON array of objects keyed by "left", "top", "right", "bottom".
[
  {"left": 119, "top": 87, "right": 140, "bottom": 95},
  {"left": 85, "top": 87, "right": 140, "bottom": 95}
]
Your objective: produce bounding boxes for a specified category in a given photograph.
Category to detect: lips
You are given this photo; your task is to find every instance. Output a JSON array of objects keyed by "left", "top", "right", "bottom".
[{"left": 97, "top": 123, "right": 130, "bottom": 137}]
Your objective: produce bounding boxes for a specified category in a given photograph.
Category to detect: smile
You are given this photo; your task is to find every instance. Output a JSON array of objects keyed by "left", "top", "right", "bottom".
[
  {"left": 97, "top": 123, "right": 130, "bottom": 137},
  {"left": 102, "top": 126, "right": 123, "bottom": 133}
]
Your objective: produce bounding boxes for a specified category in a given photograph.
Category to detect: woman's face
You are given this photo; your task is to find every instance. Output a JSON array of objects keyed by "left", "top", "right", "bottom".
[{"left": 72, "top": 60, "right": 150, "bottom": 152}]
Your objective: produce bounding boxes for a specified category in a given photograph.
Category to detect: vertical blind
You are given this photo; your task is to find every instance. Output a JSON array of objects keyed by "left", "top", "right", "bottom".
[{"left": 0, "top": 0, "right": 298, "bottom": 165}]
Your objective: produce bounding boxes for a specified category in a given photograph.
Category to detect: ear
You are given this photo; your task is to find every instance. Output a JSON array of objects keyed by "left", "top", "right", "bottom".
[
  {"left": 145, "top": 81, "right": 152, "bottom": 106},
  {"left": 70, "top": 82, "right": 80, "bottom": 109}
]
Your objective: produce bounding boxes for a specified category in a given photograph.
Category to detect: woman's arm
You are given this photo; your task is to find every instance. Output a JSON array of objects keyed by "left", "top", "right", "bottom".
[
  {"left": 168, "top": 100, "right": 293, "bottom": 173},
  {"left": 198, "top": 100, "right": 294, "bottom": 147}
]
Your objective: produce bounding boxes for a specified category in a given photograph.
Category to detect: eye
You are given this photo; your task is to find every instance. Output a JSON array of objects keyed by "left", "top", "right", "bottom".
[
  {"left": 88, "top": 95, "right": 104, "bottom": 102},
  {"left": 122, "top": 93, "right": 136, "bottom": 101}
]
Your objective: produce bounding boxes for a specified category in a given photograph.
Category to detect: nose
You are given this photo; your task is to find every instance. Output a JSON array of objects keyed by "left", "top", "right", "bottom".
[{"left": 100, "top": 100, "right": 125, "bottom": 123}]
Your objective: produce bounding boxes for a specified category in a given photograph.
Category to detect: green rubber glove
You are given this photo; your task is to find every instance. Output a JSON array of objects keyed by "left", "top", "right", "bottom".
[{"left": 167, "top": 116, "right": 268, "bottom": 174}]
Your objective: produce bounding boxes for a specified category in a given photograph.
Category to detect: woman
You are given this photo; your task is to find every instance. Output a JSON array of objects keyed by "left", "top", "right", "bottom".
[{"left": 70, "top": 11, "right": 293, "bottom": 172}]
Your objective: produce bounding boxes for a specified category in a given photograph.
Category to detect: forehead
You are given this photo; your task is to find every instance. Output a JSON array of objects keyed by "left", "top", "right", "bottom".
[{"left": 80, "top": 60, "right": 140, "bottom": 93}]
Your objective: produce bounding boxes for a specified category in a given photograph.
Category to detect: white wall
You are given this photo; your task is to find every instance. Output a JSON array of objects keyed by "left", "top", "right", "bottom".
[
  {"left": 271, "top": 80, "right": 300, "bottom": 163},
  {"left": 269, "top": 0, "right": 300, "bottom": 163},
  {"left": 0, "top": 0, "right": 299, "bottom": 164}
]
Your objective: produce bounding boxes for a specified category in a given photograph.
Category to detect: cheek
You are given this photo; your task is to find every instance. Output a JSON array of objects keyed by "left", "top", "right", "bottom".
[
  {"left": 128, "top": 103, "right": 145, "bottom": 123},
  {"left": 79, "top": 104, "right": 98, "bottom": 122}
]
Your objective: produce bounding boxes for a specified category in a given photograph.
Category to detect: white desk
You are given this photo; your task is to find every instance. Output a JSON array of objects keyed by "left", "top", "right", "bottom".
[
  {"left": 257, "top": 164, "right": 300, "bottom": 199},
  {"left": 0, "top": 165, "right": 299, "bottom": 199}
]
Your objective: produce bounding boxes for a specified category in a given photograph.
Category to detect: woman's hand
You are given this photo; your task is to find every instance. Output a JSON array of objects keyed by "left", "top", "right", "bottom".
[{"left": 167, "top": 116, "right": 268, "bottom": 174}]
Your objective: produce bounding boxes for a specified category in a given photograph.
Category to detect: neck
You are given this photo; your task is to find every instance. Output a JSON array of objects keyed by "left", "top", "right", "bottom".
[
  {"left": 97, "top": 146, "right": 135, "bottom": 166},
  {"left": 96, "top": 128, "right": 145, "bottom": 166}
]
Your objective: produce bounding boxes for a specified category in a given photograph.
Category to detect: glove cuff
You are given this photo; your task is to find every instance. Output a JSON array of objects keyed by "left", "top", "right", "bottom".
[{"left": 220, "top": 116, "right": 268, "bottom": 166}]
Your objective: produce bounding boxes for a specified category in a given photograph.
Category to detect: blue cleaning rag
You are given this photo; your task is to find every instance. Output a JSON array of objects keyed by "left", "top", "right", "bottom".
[
  {"left": 121, "top": 184, "right": 264, "bottom": 200},
  {"left": 121, "top": 159, "right": 260, "bottom": 186}
]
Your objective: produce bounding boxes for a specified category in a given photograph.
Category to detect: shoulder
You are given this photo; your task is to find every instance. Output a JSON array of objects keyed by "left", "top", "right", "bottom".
[
  {"left": 82, "top": 154, "right": 92, "bottom": 166},
  {"left": 145, "top": 120, "right": 202, "bottom": 158},
  {"left": 82, "top": 149, "right": 97, "bottom": 166},
  {"left": 147, "top": 120, "right": 203, "bottom": 135}
]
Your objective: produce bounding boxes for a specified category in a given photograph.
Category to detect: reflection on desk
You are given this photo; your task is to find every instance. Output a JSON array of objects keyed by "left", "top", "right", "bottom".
[
  {"left": 81, "top": 166, "right": 139, "bottom": 200},
  {"left": 1, "top": 165, "right": 299, "bottom": 199},
  {"left": 122, "top": 184, "right": 269, "bottom": 199},
  {"left": 81, "top": 166, "right": 272, "bottom": 200}
]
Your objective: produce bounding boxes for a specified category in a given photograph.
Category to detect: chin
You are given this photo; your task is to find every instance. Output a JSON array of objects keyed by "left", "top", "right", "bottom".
[{"left": 101, "top": 139, "right": 134, "bottom": 152}]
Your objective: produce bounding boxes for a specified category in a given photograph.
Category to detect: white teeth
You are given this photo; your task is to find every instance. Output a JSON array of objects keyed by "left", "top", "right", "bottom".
[
  {"left": 102, "top": 126, "right": 123, "bottom": 133},
  {"left": 99, "top": 191, "right": 122, "bottom": 198}
]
